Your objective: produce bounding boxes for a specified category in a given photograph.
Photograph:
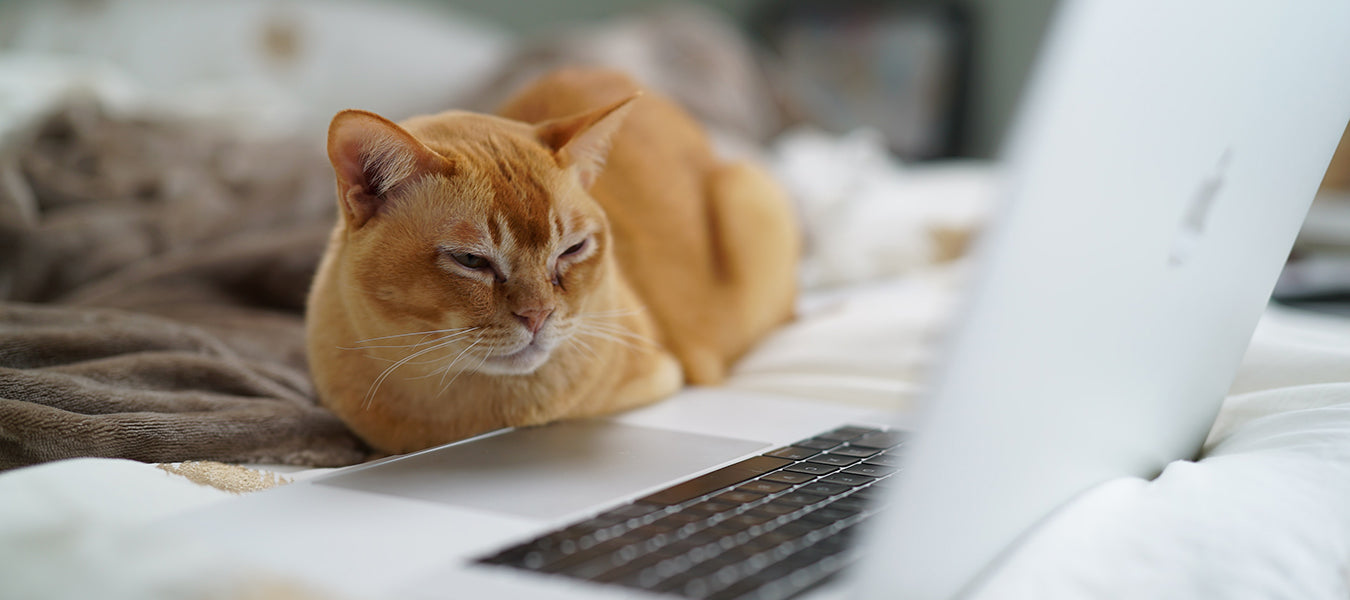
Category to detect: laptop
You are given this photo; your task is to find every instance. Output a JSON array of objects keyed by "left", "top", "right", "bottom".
[{"left": 155, "top": 2, "right": 1350, "bottom": 598}]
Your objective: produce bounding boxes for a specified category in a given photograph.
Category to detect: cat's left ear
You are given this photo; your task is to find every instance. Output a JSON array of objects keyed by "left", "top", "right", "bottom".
[
  {"left": 535, "top": 94, "right": 640, "bottom": 189},
  {"left": 328, "top": 110, "right": 442, "bottom": 228}
]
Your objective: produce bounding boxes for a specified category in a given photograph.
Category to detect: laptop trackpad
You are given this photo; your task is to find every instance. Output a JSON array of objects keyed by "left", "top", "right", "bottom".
[{"left": 316, "top": 420, "right": 768, "bottom": 520}]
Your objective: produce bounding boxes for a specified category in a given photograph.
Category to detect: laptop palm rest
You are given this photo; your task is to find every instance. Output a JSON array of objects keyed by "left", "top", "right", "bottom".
[{"left": 316, "top": 420, "right": 768, "bottom": 520}]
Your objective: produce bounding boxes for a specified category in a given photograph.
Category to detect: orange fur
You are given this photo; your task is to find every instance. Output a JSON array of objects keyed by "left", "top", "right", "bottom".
[{"left": 306, "top": 69, "right": 799, "bottom": 454}]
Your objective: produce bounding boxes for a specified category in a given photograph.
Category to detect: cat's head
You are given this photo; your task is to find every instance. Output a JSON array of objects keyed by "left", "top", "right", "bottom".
[{"left": 325, "top": 96, "right": 636, "bottom": 376}]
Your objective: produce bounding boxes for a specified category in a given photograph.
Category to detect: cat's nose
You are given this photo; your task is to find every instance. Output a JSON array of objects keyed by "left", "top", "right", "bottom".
[{"left": 514, "top": 308, "right": 554, "bottom": 335}]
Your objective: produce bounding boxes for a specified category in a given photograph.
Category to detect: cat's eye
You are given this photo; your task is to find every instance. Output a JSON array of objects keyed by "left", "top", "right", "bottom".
[
  {"left": 451, "top": 252, "right": 491, "bottom": 271},
  {"left": 560, "top": 240, "right": 586, "bottom": 258}
]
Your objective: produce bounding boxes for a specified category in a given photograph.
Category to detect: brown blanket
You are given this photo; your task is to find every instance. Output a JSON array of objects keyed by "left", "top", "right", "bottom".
[{"left": 0, "top": 98, "right": 368, "bottom": 470}]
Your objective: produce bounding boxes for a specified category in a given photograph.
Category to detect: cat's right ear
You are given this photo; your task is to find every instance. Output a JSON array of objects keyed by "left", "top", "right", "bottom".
[
  {"left": 535, "top": 94, "right": 639, "bottom": 189},
  {"left": 327, "top": 110, "right": 437, "bottom": 228}
]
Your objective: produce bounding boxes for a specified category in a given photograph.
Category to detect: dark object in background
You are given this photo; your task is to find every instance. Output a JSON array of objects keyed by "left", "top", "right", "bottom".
[
  {"left": 1274, "top": 203, "right": 1350, "bottom": 317},
  {"left": 750, "top": 0, "right": 973, "bottom": 160},
  {"left": 1274, "top": 140, "right": 1350, "bottom": 317}
]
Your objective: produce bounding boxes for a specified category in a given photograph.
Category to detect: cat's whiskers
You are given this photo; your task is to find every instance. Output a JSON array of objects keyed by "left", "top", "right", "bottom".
[
  {"left": 430, "top": 336, "right": 493, "bottom": 400},
  {"left": 405, "top": 342, "right": 479, "bottom": 380},
  {"left": 359, "top": 328, "right": 480, "bottom": 410},
  {"left": 562, "top": 313, "right": 659, "bottom": 358},
  {"left": 567, "top": 334, "right": 600, "bottom": 362},
  {"left": 401, "top": 334, "right": 481, "bottom": 365},
  {"left": 578, "top": 320, "right": 654, "bottom": 345},
  {"left": 575, "top": 308, "right": 645, "bottom": 319},
  {"left": 469, "top": 347, "right": 494, "bottom": 382},
  {"left": 339, "top": 327, "right": 476, "bottom": 350},
  {"left": 435, "top": 334, "right": 488, "bottom": 397},
  {"left": 413, "top": 333, "right": 483, "bottom": 382},
  {"left": 573, "top": 326, "right": 655, "bottom": 355},
  {"left": 348, "top": 329, "right": 481, "bottom": 364},
  {"left": 575, "top": 331, "right": 641, "bottom": 353}
]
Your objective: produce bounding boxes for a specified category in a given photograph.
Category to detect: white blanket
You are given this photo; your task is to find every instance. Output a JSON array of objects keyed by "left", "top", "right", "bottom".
[{"left": 975, "top": 306, "right": 1350, "bottom": 599}]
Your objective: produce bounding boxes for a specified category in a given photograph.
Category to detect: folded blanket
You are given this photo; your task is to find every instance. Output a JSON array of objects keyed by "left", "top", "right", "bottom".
[{"left": 0, "top": 93, "right": 367, "bottom": 470}]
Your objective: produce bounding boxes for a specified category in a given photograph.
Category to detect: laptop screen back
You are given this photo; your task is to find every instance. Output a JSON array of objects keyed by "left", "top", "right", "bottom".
[{"left": 858, "top": 1, "right": 1350, "bottom": 597}]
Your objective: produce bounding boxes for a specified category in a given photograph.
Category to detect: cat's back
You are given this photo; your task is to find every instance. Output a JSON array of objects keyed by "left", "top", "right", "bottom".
[
  {"left": 496, "top": 68, "right": 722, "bottom": 308},
  {"left": 494, "top": 69, "right": 715, "bottom": 208},
  {"left": 498, "top": 69, "right": 798, "bottom": 384},
  {"left": 495, "top": 69, "right": 709, "bottom": 158}
]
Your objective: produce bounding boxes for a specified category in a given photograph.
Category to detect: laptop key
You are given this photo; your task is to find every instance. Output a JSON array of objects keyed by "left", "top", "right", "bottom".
[
  {"left": 749, "top": 502, "right": 799, "bottom": 517},
  {"left": 807, "top": 453, "right": 862, "bottom": 467},
  {"left": 662, "top": 562, "right": 724, "bottom": 595},
  {"left": 863, "top": 453, "right": 902, "bottom": 467},
  {"left": 802, "top": 507, "right": 858, "bottom": 524},
  {"left": 709, "top": 573, "right": 780, "bottom": 600},
  {"left": 821, "top": 472, "right": 875, "bottom": 487},
  {"left": 792, "top": 438, "right": 843, "bottom": 451},
  {"left": 843, "top": 463, "right": 898, "bottom": 478},
  {"left": 685, "top": 526, "right": 730, "bottom": 547},
  {"left": 849, "top": 486, "right": 880, "bottom": 502},
  {"left": 711, "top": 490, "right": 765, "bottom": 505},
  {"left": 724, "top": 549, "right": 836, "bottom": 596},
  {"left": 775, "top": 520, "right": 828, "bottom": 539},
  {"left": 784, "top": 462, "right": 838, "bottom": 476},
  {"left": 796, "top": 482, "right": 850, "bottom": 497},
  {"left": 592, "top": 551, "right": 667, "bottom": 584},
  {"left": 639, "top": 455, "right": 792, "bottom": 506},
  {"left": 763, "top": 446, "right": 820, "bottom": 460},
  {"left": 830, "top": 445, "right": 881, "bottom": 458},
  {"left": 850, "top": 430, "right": 906, "bottom": 449},
  {"left": 869, "top": 476, "right": 897, "bottom": 488},
  {"left": 817, "top": 426, "right": 876, "bottom": 441},
  {"left": 562, "top": 516, "right": 621, "bottom": 538},
  {"left": 738, "top": 533, "right": 787, "bottom": 555},
  {"left": 542, "top": 538, "right": 632, "bottom": 573},
  {"left": 774, "top": 492, "right": 827, "bottom": 507},
  {"left": 737, "top": 480, "right": 791, "bottom": 494},
  {"left": 760, "top": 470, "right": 814, "bottom": 485},
  {"left": 627, "top": 524, "right": 676, "bottom": 544},
  {"left": 648, "top": 513, "right": 703, "bottom": 534},
  {"left": 829, "top": 496, "right": 870, "bottom": 512},
  {"left": 651, "top": 554, "right": 698, "bottom": 584},
  {"left": 684, "top": 500, "right": 736, "bottom": 518},
  {"left": 563, "top": 552, "right": 632, "bottom": 580},
  {"left": 721, "top": 512, "right": 774, "bottom": 529},
  {"left": 626, "top": 561, "right": 677, "bottom": 590},
  {"left": 598, "top": 502, "right": 664, "bottom": 521}
]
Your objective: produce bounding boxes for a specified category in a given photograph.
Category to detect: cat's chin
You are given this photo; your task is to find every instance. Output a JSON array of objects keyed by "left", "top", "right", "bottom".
[{"left": 477, "top": 342, "right": 553, "bottom": 375}]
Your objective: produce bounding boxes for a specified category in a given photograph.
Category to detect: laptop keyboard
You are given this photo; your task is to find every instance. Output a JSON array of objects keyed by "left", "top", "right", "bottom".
[{"left": 478, "top": 425, "right": 904, "bottom": 599}]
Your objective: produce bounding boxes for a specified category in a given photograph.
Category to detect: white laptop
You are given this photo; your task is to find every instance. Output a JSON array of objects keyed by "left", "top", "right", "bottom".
[{"left": 156, "top": 2, "right": 1350, "bottom": 599}]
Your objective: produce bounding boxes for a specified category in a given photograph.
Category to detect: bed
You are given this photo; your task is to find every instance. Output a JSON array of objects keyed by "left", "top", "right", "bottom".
[{"left": 3, "top": 2, "right": 1350, "bottom": 598}]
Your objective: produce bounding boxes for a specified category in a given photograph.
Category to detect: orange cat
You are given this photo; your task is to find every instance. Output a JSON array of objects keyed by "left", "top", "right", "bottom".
[{"left": 306, "top": 69, "right": 798, "bottom": 454}]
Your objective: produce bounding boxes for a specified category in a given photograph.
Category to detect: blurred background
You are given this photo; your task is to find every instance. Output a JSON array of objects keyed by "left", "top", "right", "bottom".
[
  {"left": 454, "top": 0, "right": 1058, "bottom": 160},
  {"left": 0, "top": 0, "right": 1060, "bottom": 158},
  {"left": 1, "top": 0, "right": 1347, "bottom": 305}
]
